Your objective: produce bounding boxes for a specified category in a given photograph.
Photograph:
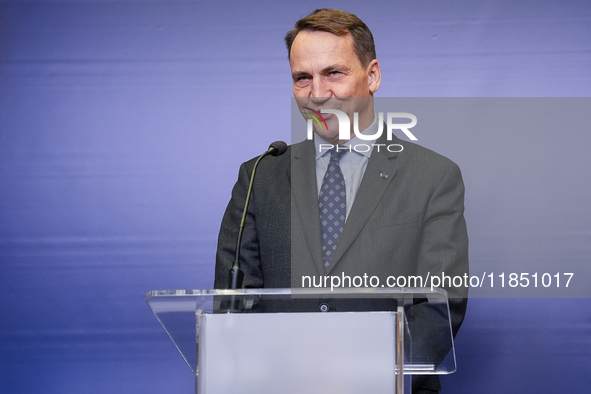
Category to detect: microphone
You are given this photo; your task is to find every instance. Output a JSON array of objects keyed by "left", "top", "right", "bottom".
[
  {"left": 228, "top": 141, "right": 288, "bottom": 290},
  {"left": 268, "top": 140, "right": 288, "bottom": 156}
]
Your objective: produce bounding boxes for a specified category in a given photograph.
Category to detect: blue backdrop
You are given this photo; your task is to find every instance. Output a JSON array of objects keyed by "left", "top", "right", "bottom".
[{"left": 1, "top": 1, "right": 590, "bottom": 393}]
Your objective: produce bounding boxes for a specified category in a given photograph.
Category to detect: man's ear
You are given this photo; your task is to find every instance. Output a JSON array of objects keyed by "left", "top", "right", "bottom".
[{"left": 367, "top": 59, "right": 381, "bottom": 94}]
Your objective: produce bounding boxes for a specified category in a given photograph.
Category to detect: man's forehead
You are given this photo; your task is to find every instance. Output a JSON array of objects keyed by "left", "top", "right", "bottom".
[
  {"left": 291, "top": 29, "right": 352, "bottom": 48},
  {"left": 289, "top": 30, "right": 358, "bottom": 67}
]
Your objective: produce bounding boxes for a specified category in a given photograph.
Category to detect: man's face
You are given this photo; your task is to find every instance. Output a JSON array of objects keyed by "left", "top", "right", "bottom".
[{"left": 290, "top": 30, "right": 381, "bottom": 144}]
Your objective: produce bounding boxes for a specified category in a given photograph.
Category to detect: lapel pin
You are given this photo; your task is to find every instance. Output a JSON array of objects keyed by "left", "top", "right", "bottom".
[{"left": 380, "top": 172, "right": 389, "bottom": 179}]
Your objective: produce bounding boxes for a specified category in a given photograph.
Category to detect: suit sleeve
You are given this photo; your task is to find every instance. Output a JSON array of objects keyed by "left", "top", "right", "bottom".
[
  {"left": 214, "top": 160, "right": 264, "bottom": 289},
  {"left": 411, "top": 161, "right": 469, "bottom": 393},
  {"left": 417, "top": 160, "right": 469, "bottom": 335}
]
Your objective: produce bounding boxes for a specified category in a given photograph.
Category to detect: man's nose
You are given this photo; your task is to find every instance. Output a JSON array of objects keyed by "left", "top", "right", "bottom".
[{"left": 309, "top": 79, "right": 330, "bottom": 99}]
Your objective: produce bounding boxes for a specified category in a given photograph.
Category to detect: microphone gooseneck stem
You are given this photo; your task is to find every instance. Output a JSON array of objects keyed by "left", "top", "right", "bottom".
[{"left": 228, "top": 145, "right": 278, "bottom": 290}]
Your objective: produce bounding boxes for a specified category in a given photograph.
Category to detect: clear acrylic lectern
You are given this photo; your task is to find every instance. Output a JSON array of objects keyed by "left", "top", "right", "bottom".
[{"left": 145, "top": 288, "right": 456, "bottom": 394}]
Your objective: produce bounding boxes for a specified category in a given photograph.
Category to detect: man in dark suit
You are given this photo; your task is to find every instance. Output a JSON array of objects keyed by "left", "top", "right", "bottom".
[{"left": 215, "top": 9, "right": 468, "bottom": 394}]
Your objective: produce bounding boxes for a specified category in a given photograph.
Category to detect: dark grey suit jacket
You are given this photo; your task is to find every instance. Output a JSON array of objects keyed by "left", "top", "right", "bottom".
[{"left": 215, "top": 133, "right": 469, "bottom": 392}]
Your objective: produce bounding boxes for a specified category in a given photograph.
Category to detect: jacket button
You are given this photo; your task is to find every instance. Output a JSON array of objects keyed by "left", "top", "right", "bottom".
[{"left": 319, "top": 303, "right": 329, "bottom": 312}]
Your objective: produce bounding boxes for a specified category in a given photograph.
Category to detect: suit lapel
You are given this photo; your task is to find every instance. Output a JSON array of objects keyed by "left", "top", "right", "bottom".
[
  {"left": 326, "top": 135, "right": 401, "bottom": 273},
  {"left": 291, "top": 140, "right": 325, "bottom": 275}
]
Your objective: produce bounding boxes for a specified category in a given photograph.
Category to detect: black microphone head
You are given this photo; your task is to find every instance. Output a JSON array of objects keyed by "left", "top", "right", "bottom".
[{"left": 269, "top": 141, "right": 288, "bottom": 156}]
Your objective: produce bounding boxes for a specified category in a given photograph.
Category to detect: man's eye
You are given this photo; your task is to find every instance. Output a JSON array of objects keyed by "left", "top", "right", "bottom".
[
  {"left": 328, "top": 71, "right": 341, "bottom": 76},
  {"left": 294, "top": 76, "right": 311, "bottom": 86}
]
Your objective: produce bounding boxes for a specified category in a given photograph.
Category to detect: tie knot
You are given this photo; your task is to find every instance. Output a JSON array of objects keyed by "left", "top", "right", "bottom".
[{"left": 329, "top": 147, "right": 347, "bottom": 163}]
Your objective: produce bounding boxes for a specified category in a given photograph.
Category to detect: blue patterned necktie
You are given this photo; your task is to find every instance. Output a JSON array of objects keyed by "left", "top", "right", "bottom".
[{"left": 319, "top": 148, "right": 347, "bottom": 272}]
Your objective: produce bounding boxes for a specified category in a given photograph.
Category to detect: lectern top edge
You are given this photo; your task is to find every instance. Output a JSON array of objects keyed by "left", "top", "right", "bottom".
[{"left": 145, "top": 286, "right": 448, "bottom": 299}]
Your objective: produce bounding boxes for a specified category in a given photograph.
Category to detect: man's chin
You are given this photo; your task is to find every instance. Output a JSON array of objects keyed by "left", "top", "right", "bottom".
[{"left": 314, "top": 130, "right": 340, "bottom": 144}]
